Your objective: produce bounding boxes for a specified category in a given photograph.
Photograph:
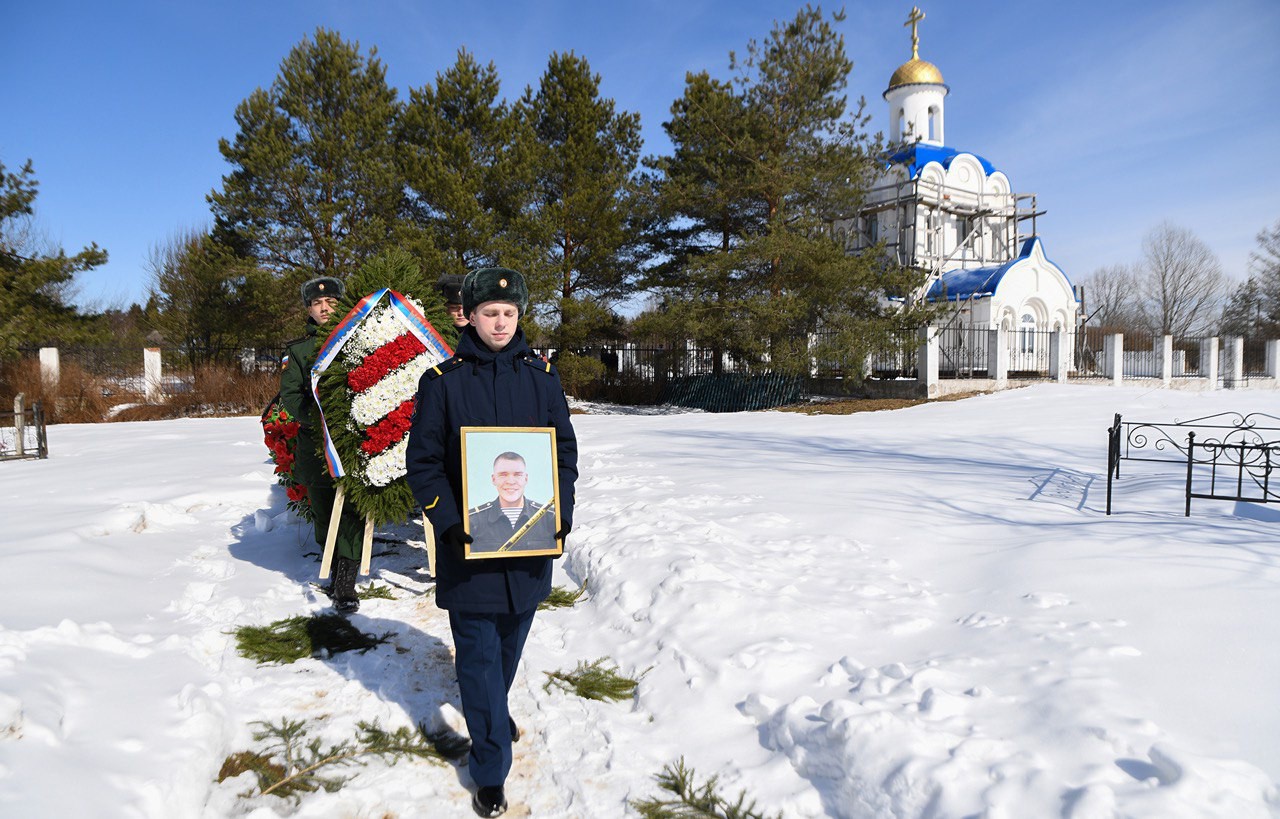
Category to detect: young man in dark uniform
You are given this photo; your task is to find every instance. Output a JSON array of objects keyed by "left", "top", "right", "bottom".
[
  {"left": 279, "top": 276, "right": 363, "bottom": 614},
  {"left": 405, "top": 268, "right": 578, "bottom": 817}
]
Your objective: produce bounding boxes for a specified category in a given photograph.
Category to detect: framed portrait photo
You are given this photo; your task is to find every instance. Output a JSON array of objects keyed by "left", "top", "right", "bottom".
[{"left": 460, "top": 426, "right": 563, "bottom": 559}]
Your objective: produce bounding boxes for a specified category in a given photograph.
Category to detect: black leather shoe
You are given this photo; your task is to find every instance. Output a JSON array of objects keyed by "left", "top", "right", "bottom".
[
  {"left": 509, "top": 716, "right": 520, "bottom": 743},
  {"left": 472, "top": 785, "right": 507, "bottom": 817}
]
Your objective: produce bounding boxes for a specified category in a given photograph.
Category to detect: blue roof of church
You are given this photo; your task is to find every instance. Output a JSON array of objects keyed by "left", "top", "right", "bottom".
[
  {"left": 927, "top": 237, "right": 1037, "bottom": 301},
  {"left": 888, "top": 144, "right": 998, "bottom": 178}
]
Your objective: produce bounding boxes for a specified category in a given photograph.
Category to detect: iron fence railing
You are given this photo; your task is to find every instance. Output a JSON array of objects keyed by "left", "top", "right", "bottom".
[
  {"left": 1172, "top": 336, "right": 1210, "bottom": 378},
  {"left": 866, "top": 328, "right": 919, "bottom": 381},
  {"left": 1243, "top": 337, "right": 1268, "bottom": 378},
  {"left": 1008, "top": 328, "right": 1054, "bottom": 379},
  {"left": 1069, "top": 327, "right": 1109, "bottom": 380},
  {"left": 1122, "top": 332, "right": 1160, "bottom": 378},
  {"left": 937, "top": 326, "right": 991, "bottom": 379},
  {"left": 0, "top": 400, "right": 48, "bottom": 461}
]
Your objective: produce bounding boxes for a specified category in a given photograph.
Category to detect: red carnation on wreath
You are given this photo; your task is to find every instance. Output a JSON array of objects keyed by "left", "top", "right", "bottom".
[{"left": 260, "top": 399, "right": 314, "bottom": 522}]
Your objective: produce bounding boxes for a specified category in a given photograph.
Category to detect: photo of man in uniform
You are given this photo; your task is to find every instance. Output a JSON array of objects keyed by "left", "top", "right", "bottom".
[{"left": 467, "top": 451, "right": 558, "bottom": 554}]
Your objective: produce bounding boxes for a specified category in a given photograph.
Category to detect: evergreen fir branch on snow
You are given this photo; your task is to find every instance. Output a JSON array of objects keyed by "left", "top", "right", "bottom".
[
  {"left": 357, "top": 583, "right": 396, "bottom": 600},
  {"left": 543, "top": 657, "right": 640, "bottom": 701},
  {"left": 630, "top": 757, "right": 780, "bottom": 819},
  {"left": 217, "top": 718, "right": 447, "bottom": 803},
  {"left": 232, "top": 613, "right": 391, "bottom": 664},
  {"left": 538, "top": 583, "right": 586, "bottom": 610}
]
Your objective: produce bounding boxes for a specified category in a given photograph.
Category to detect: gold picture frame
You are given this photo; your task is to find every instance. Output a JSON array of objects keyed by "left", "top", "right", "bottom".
[{"left": 460, "top": 426, "right": 563, "bottom": 559}]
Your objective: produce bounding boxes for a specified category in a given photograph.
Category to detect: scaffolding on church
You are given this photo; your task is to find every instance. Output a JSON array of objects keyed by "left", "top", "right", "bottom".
[{"left": 842, "top": 173, "right": 1045, "bottom": 307}]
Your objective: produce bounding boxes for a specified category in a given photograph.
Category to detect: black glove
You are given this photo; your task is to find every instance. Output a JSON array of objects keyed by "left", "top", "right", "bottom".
[
  {"left": 552, "top": 525, "right": 571, "bottom": 559},
  {"left": 441, "top": 523, "right": 473, "bottom": 554}
]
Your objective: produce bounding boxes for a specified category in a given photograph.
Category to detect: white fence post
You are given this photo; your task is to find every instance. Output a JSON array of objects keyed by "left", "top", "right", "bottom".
[
  {"left": 144, "top": 347, "right": 164, "bottom": 404},
  {"left": 1202, "top": 337, "right": 1219, "bottom": 391},
  {"left": 1050, "top": 330, "right": 1068, "bottom": 382},
  {"left": 1266, "top": 339, "right": 1280, "bottom": 379},
  {"left": 1161, "top": 335, "right": 1173, "bottom": 386},
  {"left": 39, "top": 347, "right": 60, "bottom": 391},
  {"left": 917, "top": 326, "right": 939, "bottom": 397},
  {"left": 1106, "top": 333, "right": 1124, "bottom": 385},
  {"left": 1226, "top": 336, "right": 1244, "bottom": 388},
  {"left": 13, "top": 394, "right": 25, "bottom": 457},
  {"left": 990, "top": 327, "right": 1008, "bottom": 384}
]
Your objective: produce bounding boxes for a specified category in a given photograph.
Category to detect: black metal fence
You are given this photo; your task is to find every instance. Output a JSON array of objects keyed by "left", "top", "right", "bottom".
[
  {"left": 1070, "top": 327, "right": 1109, "bottom": 380},
  {"left": 866, "top": 328, "right": 919, "bottom": 380},
  {"left": 0, "top": 399, "right": 48, "bottom": 461},
  {"left": 1106, "top": 411, "right": 1280, "bottom": 515},
  {"left": 1243, "top": 337, "right": 1268, "bottom": 377},
  {"left": 1121, "top": 332, "right": 1159, "bottom": 378},
  {"left": 1173, "top": 337, "right": 1209, "bottom": 378},
  {"left": 937, "top": 325, "right": 990, "bottom": 378},
  {"left": 1008, "top": 328, "right": 1054, "bottom": 379}
]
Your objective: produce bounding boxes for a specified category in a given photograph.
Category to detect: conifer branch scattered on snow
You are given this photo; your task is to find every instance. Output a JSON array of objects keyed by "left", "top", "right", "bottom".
[
  {"left": 218, "top": 718, "right": 446, "bottom": 803},
  {"left": 630, "top": 757, "right": 780, "bottom": 819},
  {"left": 232, "top": 613, "right": 391, "bottom": 664},
  {"left": 538, "top": 583, "right": 586, "bottom": 610},
  {"left": 543, "top": 657, "right": 640, "bottom": 701},
  {"left": 357, "top": 583, "right": 396, "bottom": 600}
]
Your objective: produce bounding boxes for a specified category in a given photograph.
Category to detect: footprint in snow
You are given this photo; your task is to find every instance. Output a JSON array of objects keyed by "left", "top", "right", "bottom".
[{"left": 1023, "top": 591, "right": 1072, "bottom": 608}]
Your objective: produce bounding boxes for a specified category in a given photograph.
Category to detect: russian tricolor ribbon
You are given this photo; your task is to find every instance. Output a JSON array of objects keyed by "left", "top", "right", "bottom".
[{"left": 310, "top": 288, "right": 452, "bottom": 477}]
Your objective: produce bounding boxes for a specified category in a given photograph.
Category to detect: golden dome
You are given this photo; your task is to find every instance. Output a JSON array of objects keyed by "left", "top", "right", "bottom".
[{"left": 888, "top": 57, "right": 944, "bottom": 90}]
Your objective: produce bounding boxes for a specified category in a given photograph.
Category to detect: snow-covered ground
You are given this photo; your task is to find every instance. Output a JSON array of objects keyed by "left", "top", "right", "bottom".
[{"left": 1, "top": 384, "right": 1278, "bottom": 817}]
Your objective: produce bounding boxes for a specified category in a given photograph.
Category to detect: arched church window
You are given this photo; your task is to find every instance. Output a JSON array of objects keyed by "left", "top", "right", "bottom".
[
  {"left": 1019, "top": 313, "right": 1036, "bottom": 354},
  {"left": 928, "top": 106, "right": 938, "bottom": 141},
  {"left": 897, "top": 108, "right": 905, "bottom": 139}
]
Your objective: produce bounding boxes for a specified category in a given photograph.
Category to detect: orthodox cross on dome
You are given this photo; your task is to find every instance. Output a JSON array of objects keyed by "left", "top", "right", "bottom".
[{"left": 905, "top": 6, "right": 925, "bottom": 59}]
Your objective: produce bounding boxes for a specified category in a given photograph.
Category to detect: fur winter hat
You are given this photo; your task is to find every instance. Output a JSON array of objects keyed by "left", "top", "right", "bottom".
[
  {"left": 436, "top": 273, "right": 465, "bottom": 305},
  {"left": 462, "top": 267, "right": 528, "bottom": 316},
  {"left": 300, "top": 276, "right": 344, "bottom": 306}
]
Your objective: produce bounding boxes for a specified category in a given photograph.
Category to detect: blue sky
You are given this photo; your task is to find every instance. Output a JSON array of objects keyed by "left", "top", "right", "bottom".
[{"left": 3, "top": 0, "right": 1278, "bottom": 310}]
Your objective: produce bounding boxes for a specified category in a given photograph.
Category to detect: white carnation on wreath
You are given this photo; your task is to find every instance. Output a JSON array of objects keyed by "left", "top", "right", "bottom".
[
  {"left": 343, "top": 298, "right": 427, "bottom": 362},
  {"left": 362, "top": 436, "right": 410, "bottom": 487},
  {"left": 350, "top": 357, "right": 432, "bottom": 426}
]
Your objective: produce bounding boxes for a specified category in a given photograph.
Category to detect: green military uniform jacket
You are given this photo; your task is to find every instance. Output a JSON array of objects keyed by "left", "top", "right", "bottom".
[
  {"left": 277, "top": 318, "right": 362, "bottom": 560},
  {"left": 279, "top": 320, "right": 322, "bottom": 431}
]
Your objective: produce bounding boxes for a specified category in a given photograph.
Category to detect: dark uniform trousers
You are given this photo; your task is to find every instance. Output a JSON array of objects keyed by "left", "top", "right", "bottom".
[{"left": 450, "top": 607, "right": 535, "bottom": 787}]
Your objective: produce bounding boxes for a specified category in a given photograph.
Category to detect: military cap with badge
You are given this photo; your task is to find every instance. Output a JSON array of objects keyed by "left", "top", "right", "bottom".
[{"left": 300, "top": 276, "right": 345, "bottom": 305}]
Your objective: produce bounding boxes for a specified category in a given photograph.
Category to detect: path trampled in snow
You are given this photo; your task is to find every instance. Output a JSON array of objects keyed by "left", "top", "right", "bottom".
[{"left": 1, "top": 385, "right": 1278, "bottom": 817}]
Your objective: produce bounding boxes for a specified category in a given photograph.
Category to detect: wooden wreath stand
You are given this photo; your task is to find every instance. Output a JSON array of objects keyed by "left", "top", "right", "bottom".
[
  {"left": 316, "top": 485, "right": 438, "bottom": 580},
  {"left": 317, "top": 485, "right": 372, "bottom": 579}
]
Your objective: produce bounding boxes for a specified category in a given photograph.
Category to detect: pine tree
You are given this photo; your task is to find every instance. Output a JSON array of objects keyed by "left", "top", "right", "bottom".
[
  {"left": 147, "top": 229, "right": 290, "bottom": 366},
  {"left": 399, "top": 49, "right": 531, "bottom": 282},
  {"left": 1250, "top": 220, "right": 1280, "bottom": 333},
  {"left": 641, "top": 6, "right": 933, "bottom": 376},
  {"left": 209, "top": 29, "right": 403, "bottom": 282},
  {"left": 519, "top": 52, "right": 645, "bottom": 343},
  {"left": 0, "top": 159, "right": 107, "bottom": 355},
  {"left": 1220, "top": 277, "right": 1266, "bottom": 337}
]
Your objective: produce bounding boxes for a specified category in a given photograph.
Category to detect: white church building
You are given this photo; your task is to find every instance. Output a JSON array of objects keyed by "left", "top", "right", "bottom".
[{"left": 835, "top": 7, "right": 1079, "bottom": 370}]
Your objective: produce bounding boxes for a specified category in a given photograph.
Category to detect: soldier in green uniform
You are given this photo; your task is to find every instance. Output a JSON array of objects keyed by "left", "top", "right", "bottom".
[
  {"left": 280, "top": 276, "right": 362, "bottom": 613},
  {"left": 437, "top": 273, "right": 468, "bottom": 349}
]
